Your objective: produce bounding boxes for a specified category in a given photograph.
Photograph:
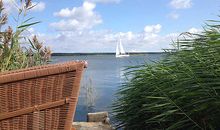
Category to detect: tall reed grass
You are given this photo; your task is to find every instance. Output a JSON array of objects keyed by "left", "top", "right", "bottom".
[
  {"left": 112, "top": 17, "right": 220, "bottom": 130},
  {"left": 0, "top": 0, "right": 51, "bottom": 72}
]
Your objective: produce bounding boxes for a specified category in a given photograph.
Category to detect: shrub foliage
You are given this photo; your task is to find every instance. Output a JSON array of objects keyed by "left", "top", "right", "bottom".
[{"left": 112, "top": 18, "right": 220, "bottom": 130}]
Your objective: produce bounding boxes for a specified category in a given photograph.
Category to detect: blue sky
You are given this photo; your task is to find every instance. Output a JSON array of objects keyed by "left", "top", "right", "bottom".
[{"left": 4, "top": 0, "right": 220, "bottom": 52}]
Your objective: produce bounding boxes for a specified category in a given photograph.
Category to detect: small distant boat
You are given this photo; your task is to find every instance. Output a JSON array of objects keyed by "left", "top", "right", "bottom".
[{"left": 116, "top": 38, "right": 129, "bottom": 58}]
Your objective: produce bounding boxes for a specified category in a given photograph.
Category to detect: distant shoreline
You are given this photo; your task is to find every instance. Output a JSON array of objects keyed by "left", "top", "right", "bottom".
[{"left": 52, "top": 52, "right": 166, "bottom": 56}]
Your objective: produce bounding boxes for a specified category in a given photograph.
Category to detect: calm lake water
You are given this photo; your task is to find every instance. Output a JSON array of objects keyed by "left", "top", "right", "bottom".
[{"left": 51, "top": 53, "right": 164, "bottom": 121}]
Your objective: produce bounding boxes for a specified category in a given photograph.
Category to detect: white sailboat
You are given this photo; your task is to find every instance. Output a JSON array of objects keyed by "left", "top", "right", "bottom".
[{"left": 116, "top": 38, "right": 129, "bottom": 58}]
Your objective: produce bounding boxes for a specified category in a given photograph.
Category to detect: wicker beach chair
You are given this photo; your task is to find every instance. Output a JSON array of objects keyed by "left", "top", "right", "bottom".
[{"left": 0, "top": 61, "right": 86, "bottom": 130}]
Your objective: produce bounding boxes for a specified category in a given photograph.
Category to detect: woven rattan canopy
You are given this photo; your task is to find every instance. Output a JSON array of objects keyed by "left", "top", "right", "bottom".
[{"left": 0, "top": 61, "right": 86, "bottom": 130}]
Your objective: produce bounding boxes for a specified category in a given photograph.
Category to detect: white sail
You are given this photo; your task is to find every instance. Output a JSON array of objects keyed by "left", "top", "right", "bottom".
[
  {"left": 116, "top": 42, "right": 120, "bottom": 57},
  {"left": 119, "top": 38, "right": 125, "bottom": 54},
  {"left": 115, "top": 37, "right": 129, "bottom": 58}
]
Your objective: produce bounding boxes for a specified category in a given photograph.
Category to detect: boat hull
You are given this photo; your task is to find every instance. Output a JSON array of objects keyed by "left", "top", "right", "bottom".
[{"left": 116, "top": 54, "right": 130, "bottom": 58}]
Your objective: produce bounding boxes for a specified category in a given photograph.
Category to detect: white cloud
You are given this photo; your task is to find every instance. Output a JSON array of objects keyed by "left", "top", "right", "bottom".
[
  {"left": 144, "top": 24, "right": 162, "bottom": 34},
  {"left": 31, "top": 2, "right": 45, "bottom": 12},
  {"left": 2, "top": 0, "right": 13, "bottom": 5},
  {"left": 86, "top": 0, "right": 121, "bottom": 4},
  {"left": 170, "top": 0, "right": 192, "bottom": 9},
  {"left": 2, "top": 0, "right": 14, "bottom": 13},
  {"left": 28, "top": 27, "right": 35, "bottom": 34},
  {"left": 188, "top": 27, "right": 202, "bottom": 34},
  {"left": 2, "top": 0, "right": 12, "bottom": 4},
  {"left": 38, "top": 24, "right": 182, "bottom": 53},
  {"left": 51, "top": 1, "right": 102, "bottom": 31},
  {"left": 168, "top": 12, "right": 179, "bottom": 20},
  {"left": 119, "top": 31, "right": 134, "bottom": 40},
  {"left": 40, "top": 30, "right": 174, "bottom": 53},
  {"left": 2, "top": 1, "right": 45, "bottom": 13}
]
